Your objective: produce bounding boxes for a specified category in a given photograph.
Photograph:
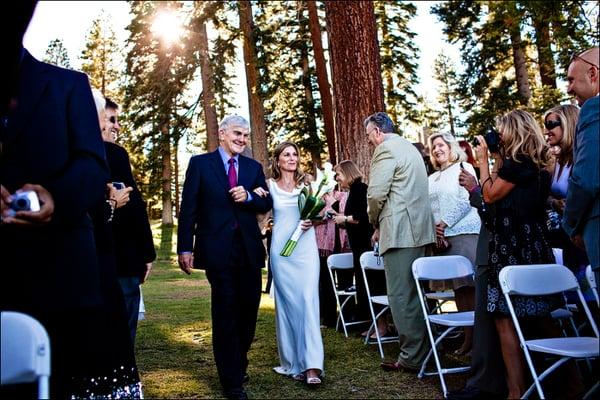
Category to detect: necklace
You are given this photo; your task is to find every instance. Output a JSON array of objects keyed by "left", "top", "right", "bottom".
[
  {"left": 278, "top": 179, "right": 296, "bottom": 192},
  {"left": 434, "top": 162, "right": 455, "bottom": 182}
]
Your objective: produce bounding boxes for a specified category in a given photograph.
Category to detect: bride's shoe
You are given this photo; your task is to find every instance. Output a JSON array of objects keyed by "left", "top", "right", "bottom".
[{"left": 306, "top": 376, "right": 321, "bottom": 386}]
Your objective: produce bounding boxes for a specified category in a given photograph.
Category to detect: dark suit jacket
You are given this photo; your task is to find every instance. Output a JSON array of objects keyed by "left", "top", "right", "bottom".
[
  {"left": 563, "top": 95, "right": 600, "bottom": 237},
  {"left": 0, "top": 50, "right": 109, "bottom": 311},
  {"left": 177, "top": 149, "right": 272, "bottom": 270},
  {"left": 105, "top": 142, "right": 156, "bottom": 278}
]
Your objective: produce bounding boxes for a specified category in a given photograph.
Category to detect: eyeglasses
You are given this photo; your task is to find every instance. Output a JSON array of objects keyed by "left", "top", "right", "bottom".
[
  {"left": 570, "top": 52, "right": 599, "bottom": 69},
  {"left": 544, "top": 119, "right": 561, "bottom": 130}
]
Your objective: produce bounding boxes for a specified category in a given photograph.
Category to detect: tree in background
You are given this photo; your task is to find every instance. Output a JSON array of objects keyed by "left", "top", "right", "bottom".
[
  {"left": 433, "top": 54, "right": 461, "bottom": 136},
  {"left": 124, "top": 1, "right": 196, "bottom": 224},
  {"left": 374, "top": 1, "right": 420, "bottom": 125},
  {"left": 43, "top": 38, "right": 71, "bottom": 69},
  {"left": 325, "top": 0, "right": 384, "bottom": 175},
  {"left": 80, "top": 12, "right": 121, "bottom": 99}
]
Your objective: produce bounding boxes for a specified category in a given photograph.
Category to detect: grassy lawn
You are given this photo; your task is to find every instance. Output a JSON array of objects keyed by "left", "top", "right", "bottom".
[{"left": 136, "top": 223, "right": 468, "bottom": 398}]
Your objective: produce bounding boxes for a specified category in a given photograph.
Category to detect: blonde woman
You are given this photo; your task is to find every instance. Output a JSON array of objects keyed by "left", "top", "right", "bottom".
[
  {"left": 427, "top": 133, "right": 480, "bottom": 355},
  {"left": 475, "top": 109, "right": 559, "bottom": 399}
]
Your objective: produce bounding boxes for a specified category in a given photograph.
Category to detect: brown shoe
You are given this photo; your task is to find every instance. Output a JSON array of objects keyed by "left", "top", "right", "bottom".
[{"left": 380, "top": 361, "right": 418, "bottom": 373}]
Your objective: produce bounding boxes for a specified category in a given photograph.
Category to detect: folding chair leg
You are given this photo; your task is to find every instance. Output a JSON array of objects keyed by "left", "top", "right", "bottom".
[
  {"left": 522, "top": 356, "right": 570, "bottom": 399},
  {"left": 38, "top": 376, "right": 49, "bottom": 399}
]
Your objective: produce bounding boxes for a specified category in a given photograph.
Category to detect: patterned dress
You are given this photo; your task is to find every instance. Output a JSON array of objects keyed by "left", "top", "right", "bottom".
[{"left": 486, "top": 156, "right": 562, "bottom": 317}]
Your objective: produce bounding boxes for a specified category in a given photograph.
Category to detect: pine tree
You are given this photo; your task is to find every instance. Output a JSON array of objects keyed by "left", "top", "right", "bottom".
[
  {"left": 433, "top": 54, "right": 461, "bottom": 136},
  {"left": 325, "top": 0, "right": 384, "bottom": 175},
  {"left": 43, "top": 38, "right": 71, "bottom": 68},
  {"left": 374, "top": 1, "right": 420, "bottom": 124},
  {"left": 80, "top": 11, "right": 121, "bottom": 99}
]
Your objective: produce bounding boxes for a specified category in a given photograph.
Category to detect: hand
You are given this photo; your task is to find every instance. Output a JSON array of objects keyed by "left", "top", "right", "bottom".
[
  {"left": 2, "top": 184, "right": 55, "bottom": 226},
  {"left": 107, "top": 183, "right": 133, "bottom": 208},
  {"left": 300, "top": 219, "right": 313, "bottom": 231},
  {"left": 253, "top": 187, "right": 269, "bottom": 198},
  {"left": 552, "top": 198, "right": 566, "bottom": 214},
  {"left": 571, "top": 234, "right": 585, "bottom": 250},
  {"left": 140, "top": 262, "right": 153, "bottom": 283},
  {"left": 435, "top": 221, "right": 447, "bottom": 238},
  {"left": 333, "top": 214, "right": 346, "bottom": 225},
  {"left": 0, "top": 185, "right": 11, "bottom": 220},
  {"left": 371, "top": 229, "right": 380, "bottom": 245},
  {"left": 458, "top": 168, "right": 479, "bottom": 192},
  {"left": 474, "top": 135, "right": 489, "bottom": 161},
  {"left": 178, "top": 253, "right": 194, "bottom": 275},
  {"left": 229, "top": 185, "right": 248, "bottom": 203}
]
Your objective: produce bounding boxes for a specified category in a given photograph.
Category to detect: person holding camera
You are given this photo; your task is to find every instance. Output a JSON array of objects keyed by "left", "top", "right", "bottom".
[
  {"left": 474, "top": 109, "right": 561, "bottom": 399},
  {"left": 427, "top": 132, "right": 479, "bottom": 356}
]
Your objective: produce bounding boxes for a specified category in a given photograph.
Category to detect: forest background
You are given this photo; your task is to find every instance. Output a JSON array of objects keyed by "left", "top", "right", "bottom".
[{"left": 25, "top": 0, "right": 599, "bottom": 224}]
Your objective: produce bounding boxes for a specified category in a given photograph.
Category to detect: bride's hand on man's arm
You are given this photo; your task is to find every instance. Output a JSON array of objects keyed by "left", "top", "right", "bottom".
[
  {"left": 253, "top": 187, "right": 269, "bottom": 197},
  {"left": 300, "top": 219, "right": 313, "bottom": 231}
]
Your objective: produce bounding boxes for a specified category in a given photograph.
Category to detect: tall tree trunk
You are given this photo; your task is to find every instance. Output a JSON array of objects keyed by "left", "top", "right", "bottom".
[
  {"left": 298, "top": 2, "right": 321, "bottom": 169},
  {"left": 532, "top": 16, "right": 556, "bottom": 88},
  {"left": 239, "top": 0, "right": 268, "bottom": 172},
  {"left": 325, "top": 0, "right": 384, "bottom": 176},
  {"left": 504, "top": 3, "right": 531, "bottom": 105},
  {"left": 173, "top": 138, "right": 180, "bottom": 218},
  {"left": 160, "top": 123, "right": 173, "bottom": 225},
  {"left": 307, "top": 0, "right": 336, "bottom": 165},
  {"left": 198, "top": 21, "right": 219, "bottom": 151}
]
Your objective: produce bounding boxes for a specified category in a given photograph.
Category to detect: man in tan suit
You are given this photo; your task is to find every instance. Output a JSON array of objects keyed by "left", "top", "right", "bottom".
[{"left": 365, "top": 112, "right": 435, "bottom": 371}]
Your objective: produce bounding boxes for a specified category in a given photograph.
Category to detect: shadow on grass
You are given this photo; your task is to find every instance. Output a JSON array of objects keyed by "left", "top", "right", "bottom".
[{"left": 159, "top": 223, "right": 174, "bottom": 260}]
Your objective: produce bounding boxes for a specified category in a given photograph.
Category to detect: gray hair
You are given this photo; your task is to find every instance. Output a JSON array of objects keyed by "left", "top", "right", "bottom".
[
  {"left": 427, "top": 132, "right": 467, "bottom": 170},
  {"left": 91, "top": 88, "right": 106, "bottom": 116},
  {"left": 363, "top": 112, "right": 395, "bottom": 133},
  {"left": 219, "top": 115, "right": 250, "bottom": 131}
]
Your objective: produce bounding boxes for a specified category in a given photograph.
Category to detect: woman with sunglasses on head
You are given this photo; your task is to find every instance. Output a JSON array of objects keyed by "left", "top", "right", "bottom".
[
  {"left": 543, "top": 105, "right": 597, "bottom": 310},
  {"left": 474, "top": 109, "right": 567, "bottom": 399}
]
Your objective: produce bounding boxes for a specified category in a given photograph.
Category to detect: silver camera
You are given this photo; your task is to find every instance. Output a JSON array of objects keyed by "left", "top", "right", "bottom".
[{"left": 8, "top": 190, "right": 41, "bottom": 216}]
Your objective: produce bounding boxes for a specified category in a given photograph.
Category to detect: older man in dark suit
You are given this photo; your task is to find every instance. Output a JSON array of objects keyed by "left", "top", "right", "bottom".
[{"left": 177, "top": 115, "right": 272, "bottom": 400}]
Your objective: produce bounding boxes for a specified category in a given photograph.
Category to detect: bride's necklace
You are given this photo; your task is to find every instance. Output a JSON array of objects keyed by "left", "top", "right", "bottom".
[
  {"left": 434, "top": 162, "right": 455, "bottom": 182},
  {"left": 279, "top": 179, "right": 296, "bottom": 192}
]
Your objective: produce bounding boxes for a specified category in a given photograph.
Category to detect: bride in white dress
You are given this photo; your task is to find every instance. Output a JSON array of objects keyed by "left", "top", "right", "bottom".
[{"left": 254, "top": 141, "right": 323, "bottom": 385}]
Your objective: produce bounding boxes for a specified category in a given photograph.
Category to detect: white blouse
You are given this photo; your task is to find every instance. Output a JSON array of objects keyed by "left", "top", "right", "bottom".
[{"left": 428, "top": 162, "right": 481, "bottom": 237}]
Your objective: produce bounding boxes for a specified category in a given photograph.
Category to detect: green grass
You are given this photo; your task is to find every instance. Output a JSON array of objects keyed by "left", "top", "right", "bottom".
[{"left": 136, "top": 223, "right": 468, "bottom": 398}]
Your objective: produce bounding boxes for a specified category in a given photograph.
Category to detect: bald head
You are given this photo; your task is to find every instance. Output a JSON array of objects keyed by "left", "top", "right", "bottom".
[{"left": 567, "top": 47, "right": 599, "bottom": 106}]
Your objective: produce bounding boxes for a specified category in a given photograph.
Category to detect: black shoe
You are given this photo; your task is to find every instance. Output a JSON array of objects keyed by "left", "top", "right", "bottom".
[
  {"left": 446, "top": 386, "right": 485, "bottom": 400},
  {"left": 242, "top": 373, "right": 250, "bottom": 384},
  {"left": 224, "top": 388, "right": 248, "bottom": 400}
]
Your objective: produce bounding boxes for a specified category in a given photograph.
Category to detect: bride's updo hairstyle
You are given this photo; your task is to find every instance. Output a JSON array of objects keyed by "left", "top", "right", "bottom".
[{"left": 270, "top": 141, "right": 305, "bottom": 185}]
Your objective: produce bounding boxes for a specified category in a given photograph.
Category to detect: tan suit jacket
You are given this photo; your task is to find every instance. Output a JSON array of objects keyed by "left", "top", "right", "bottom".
[{"left": 367, "top": 135, "right": 435, "bottom": 254}]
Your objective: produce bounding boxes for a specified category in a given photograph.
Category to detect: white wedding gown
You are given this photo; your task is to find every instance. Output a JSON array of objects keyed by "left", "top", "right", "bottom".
[{"left": 268, "top": 179, "right": 324, "bottom": 377}]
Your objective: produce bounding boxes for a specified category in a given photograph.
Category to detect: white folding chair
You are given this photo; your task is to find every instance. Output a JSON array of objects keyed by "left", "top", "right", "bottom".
[
  {"left": 552, "top": 248, "right": 563, "bottom": 266},
  {"left": 499, "top": 264, "right": 599, "bottom": 400},
  {"left": 360, "top": 251, "right": 398, "bottom": 359},
  {"left": 326, "top": 253, "right": 368, "bottom": 337},
  {"left": 586, "top": 265, "right": 598, "bottom": 306},
  {"left": 412, "top": 255, "right": 475, "bottom": 398},
  {"left": 1, "top": 311, "right": 51, "bottom": 399}
]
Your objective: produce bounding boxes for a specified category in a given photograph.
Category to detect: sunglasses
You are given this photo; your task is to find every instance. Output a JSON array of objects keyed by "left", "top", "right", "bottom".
[
  {"left": 544, "top": 119, "right": 561, "bottom": 130},
  {"left": 570, "top": 52, "right": 599, "bottom": 69}
]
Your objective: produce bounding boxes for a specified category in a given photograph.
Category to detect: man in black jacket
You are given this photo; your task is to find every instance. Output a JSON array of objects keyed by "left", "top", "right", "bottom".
[{"left": 103, "top": 97, "right": 156, "bottom": 345}]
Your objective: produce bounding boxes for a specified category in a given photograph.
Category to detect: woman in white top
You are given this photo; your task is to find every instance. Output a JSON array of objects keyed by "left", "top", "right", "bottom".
[
  {"left": 428, "top": 132, "right": 481, "bottom": 355},
  {"left": 254, "top": 141, "right": 324, "bottom": 385}
]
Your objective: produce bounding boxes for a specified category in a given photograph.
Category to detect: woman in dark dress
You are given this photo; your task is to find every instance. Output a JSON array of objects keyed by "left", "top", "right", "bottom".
[
  {"left": 332, "top": 160, "right": 388, "bottom": 337},
  {"left": 475, "top": 109, "right": 560, "bottom": 399}
]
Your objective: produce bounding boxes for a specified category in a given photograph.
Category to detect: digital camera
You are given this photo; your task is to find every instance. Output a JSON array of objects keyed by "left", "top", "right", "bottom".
[
  {"left": 112, "top": 182, "right": 126, "bottom": 190},
  {"left": 471, "top": 127, "right": 501, "bottom": 154},
  {"left": 8, "top": 190, "right": 41, "bottom": 215},
  {"left": 325, "top": 210, "right": 335, "bottom": 220}
]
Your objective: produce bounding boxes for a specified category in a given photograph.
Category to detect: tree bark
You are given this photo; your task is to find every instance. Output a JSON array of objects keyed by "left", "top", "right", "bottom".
[
  {"left": 239, "top": 0, "right": 268, "bottom": 171},
  {"left": 532, "top": 16, "right": 556, "bottom": 88},
  {"left": 197, "top": 21, "right": 220, "bottom": 151},
  {"left": 504, "top": 3, "right": 531, "bottom": 105},
  {"left": 325, "top": 0, "right": 384, "bottom": 176},
  {"left": 307, "top": 0, "right": 336, "bottom": 165},
  {"left": 160, "top": 123, "right": 173, "bottom": 225}
]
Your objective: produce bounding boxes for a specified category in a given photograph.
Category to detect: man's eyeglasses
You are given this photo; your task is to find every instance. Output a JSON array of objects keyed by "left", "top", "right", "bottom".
[
  {"left": 570, "top": 52, "right": 599, "bottom": 69},
  {"left": 544, "top": 119, "right": 561, "bottom": 130}
]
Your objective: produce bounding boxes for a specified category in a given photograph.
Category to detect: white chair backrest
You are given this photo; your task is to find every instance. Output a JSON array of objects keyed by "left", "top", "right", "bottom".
[
  {"left": 412, "top": 255, "right": 473, "bottom": 281},
  {"left": 587, "top": 265, "right": 597, "bottom": 291},
  {"left": 360, "top": 251, "right": 384, "bottom": 271},
  {"left": 552, "top": 248, "right": 563, "bottom": 266},
  {"left": 499, "top": 264, "right": 578, "bottom": 296},
  {"left": 327, "top": 253, "right": 354, "bottom": 270},
  {"left": 1, "top": 312, "right": 51, "bottom": 386}
]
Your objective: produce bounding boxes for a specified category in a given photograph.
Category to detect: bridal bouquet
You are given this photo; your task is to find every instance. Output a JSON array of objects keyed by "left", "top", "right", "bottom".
[{"left": 280, "top": 162, "right": 337, "bottom": 257}]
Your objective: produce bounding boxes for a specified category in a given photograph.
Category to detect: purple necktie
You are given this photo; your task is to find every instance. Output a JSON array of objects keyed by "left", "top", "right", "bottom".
[{"left": 228, "top": 158, "right": 237, "bottom": 188}]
